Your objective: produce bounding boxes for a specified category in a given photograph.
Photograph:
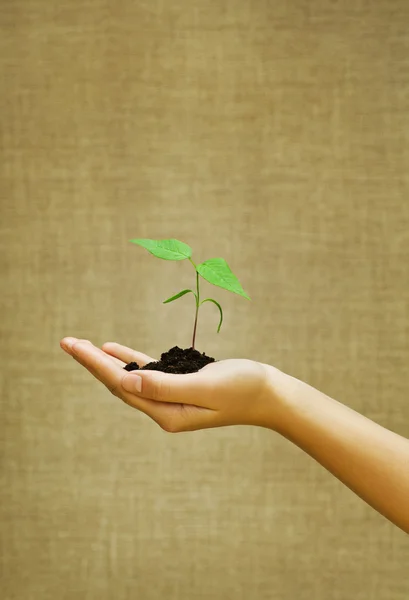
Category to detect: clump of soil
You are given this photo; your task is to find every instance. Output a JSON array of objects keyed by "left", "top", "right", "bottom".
[{"left": 123, "top": 345, "right": 216, "bottom": 374}]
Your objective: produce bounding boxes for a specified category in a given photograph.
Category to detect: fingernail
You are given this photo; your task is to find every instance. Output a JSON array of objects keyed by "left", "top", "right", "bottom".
[{"left": 122, "top": 374, "right": 142, "bottom": 393}]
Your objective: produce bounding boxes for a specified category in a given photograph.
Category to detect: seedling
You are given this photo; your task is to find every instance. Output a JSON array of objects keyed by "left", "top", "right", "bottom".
[{"left": 129, "top": 238, "right": 250, "bottom": 350}]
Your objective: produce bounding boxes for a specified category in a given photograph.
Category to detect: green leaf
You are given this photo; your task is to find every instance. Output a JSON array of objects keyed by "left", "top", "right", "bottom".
[
  {"left": 163, "top": 289, "right": 197, "bottom": 304},
  {"left": 196, "top": 258, "right": 251, "bottom": 300},
  {"left": 129, "top": 238, "right": 192, "bottom": 261},
  {"left": 201, "top": 298, "right": 224, "bottom": 332}
]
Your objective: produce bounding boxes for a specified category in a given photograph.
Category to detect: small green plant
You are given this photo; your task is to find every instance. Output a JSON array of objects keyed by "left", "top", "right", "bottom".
[{"left": 129, "top": 238, "right": 251, "bottom": 349}]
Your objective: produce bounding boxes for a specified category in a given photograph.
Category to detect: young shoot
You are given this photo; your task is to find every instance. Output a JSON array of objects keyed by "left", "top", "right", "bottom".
[{"left": 129, "top": 238, "right": 251, "bottom": 349}]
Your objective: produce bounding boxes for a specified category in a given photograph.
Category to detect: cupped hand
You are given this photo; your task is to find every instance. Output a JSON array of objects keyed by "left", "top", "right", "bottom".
[{"left": 60, "top": 337, "right": 275, "bottom": 432}]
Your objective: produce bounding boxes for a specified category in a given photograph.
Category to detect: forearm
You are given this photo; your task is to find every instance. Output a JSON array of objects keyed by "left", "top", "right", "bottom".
[{"left": 261, "top": 365, "right": 409, "bottom": 534}]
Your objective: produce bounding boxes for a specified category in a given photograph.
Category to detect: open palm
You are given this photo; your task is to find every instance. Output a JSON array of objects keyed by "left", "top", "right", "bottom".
[{"left": 60, "top": 337, "right": 271, "bottom": 432}]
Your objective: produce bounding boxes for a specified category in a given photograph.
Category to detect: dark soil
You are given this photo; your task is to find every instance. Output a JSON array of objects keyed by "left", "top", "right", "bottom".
[{"left": 123, "top": 345, "right": 216, "bottom": 374}]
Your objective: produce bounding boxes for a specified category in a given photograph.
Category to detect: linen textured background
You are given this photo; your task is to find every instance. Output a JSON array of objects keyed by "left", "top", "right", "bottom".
[{"left": 1, "top": 1, "right": 408, "bottom": 598}]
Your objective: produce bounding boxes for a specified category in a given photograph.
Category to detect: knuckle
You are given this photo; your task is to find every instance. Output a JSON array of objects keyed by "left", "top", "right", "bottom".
[{"left": 108, "top": 383, "right": 120, "bottom": 398}]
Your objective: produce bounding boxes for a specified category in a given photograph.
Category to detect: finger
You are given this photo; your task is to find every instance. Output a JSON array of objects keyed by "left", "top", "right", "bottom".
[
  {"left": 60, "top": 337, "right": 85, "bottom": 352},
  {"left": 67, "top": 341, "right": 217, "bottom": 429},
  {"left": 101, "top": 342, "right": 156, "bottom": 367},
  {"left": 67, "top": 343, "right": 169, "bottom": 420},
  {"left": 71, "top": 341, "right": 123, "bottom": 394},
  {"left": 121, "top": 369, "right": 215, "bottom": 408},
  {"left": 105, "top": 354, "right": 126, "bottom": 368},
  {"left": 61, "top": 338, "right": 125, "bottom": 367},
  {"left": 71, "top": 353, "right": 104, "bottom": 384}
]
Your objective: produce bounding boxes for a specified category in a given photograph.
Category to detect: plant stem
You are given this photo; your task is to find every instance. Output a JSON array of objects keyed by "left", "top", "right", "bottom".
[{"left": 191, "top": 269, "right": 200, "bottom": 349}]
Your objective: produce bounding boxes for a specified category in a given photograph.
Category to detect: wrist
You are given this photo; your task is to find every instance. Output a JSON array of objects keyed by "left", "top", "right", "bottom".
[{"left": 255, "top": 363, "right": 298, "bottom": 433}]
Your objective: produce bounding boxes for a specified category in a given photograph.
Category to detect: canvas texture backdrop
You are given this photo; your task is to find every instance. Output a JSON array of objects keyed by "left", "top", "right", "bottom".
[{"left": 1, "top": 0, "right": 409, "bottom": 598}]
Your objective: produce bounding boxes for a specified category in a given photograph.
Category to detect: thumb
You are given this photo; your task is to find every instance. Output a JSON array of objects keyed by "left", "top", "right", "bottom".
[{"left": 121, "top": 369, "right": 212, "bottom": 407}]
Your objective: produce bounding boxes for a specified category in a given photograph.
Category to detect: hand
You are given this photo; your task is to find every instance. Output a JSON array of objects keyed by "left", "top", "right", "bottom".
[{"left": 60, "top": 337, "right": 274, "bottom": 432}]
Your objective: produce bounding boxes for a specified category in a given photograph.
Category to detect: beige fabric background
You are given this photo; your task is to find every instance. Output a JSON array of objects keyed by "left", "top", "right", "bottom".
[{"left": 1, "top": 0, "right": 408, "bottom": 598}]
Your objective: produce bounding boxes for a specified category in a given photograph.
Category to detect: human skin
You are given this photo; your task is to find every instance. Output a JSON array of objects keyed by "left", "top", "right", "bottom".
[{"left": 60, "top": 337, "right": 409, "bottom": 534}]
